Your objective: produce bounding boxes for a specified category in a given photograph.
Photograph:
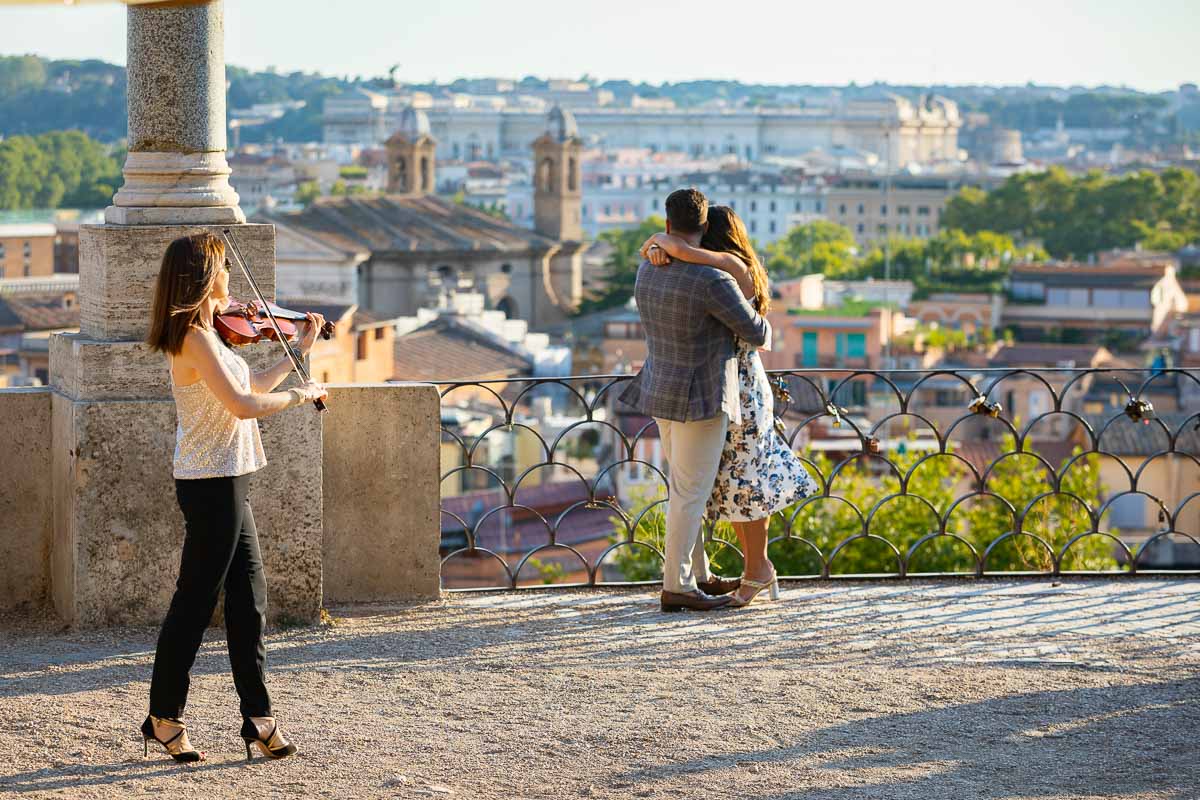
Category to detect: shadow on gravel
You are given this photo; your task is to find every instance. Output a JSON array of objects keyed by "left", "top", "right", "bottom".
[
  {"left": 1, "top": 582, "right": 1197, "bottom": 699},
  {"left": 0, "top": 757, "right": 249, "bottom": 794},
  {"left": 611, "top": 677, "right": 1200, "bottom": 799}
]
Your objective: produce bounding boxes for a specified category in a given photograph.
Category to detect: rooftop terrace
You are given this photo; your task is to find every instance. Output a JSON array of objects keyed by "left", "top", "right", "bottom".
[{"left": 0, "top": 580, "right": 1196, "bottom": 799}]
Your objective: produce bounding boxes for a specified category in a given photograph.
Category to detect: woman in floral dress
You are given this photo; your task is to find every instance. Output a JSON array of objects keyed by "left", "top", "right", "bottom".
[{"left": 641, "top": 207, "right": 818, "bottom": 606}]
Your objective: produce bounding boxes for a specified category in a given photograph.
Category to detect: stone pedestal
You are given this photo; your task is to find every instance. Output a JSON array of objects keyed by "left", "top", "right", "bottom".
[{"left": 50, "top": 223, "right": 324, "bottom": 627}]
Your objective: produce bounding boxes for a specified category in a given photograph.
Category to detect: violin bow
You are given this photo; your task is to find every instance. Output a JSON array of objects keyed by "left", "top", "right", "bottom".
[{"left": 220, "top": 227, "right": 327, "bottom": 412}]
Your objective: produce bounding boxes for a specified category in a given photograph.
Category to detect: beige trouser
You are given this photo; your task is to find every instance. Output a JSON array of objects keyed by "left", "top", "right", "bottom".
[{"left": 655, "top": 414, "right": 728, "bottom": 594}]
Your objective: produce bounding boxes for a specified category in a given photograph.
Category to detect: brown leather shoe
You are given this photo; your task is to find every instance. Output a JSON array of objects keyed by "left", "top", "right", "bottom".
[
  {"left": 697, "top": 576, "right": 741, "bottom": 596},
  {"left": 660, "top": 590, "right": 733, "bottom": 613}
]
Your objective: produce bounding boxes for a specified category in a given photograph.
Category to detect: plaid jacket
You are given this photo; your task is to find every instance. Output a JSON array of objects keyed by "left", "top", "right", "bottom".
[{"left": 619, "top": 259, "right": 770, "bottom": 423}]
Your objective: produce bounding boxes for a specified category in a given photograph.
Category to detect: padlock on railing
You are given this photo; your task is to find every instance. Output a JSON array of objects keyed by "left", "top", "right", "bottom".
[
  {"left": 1124, "top": 397, "right": 1155, "bottom": 425},
  {"left": 968, "top": 395, "right": 1003, "bottom": 418}
]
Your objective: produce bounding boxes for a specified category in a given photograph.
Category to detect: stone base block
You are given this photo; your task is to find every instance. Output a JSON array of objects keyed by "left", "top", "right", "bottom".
[
  {"left": 105, "top": 206, "right": 246, "bottom": 226},
  {"left": 321, "top": 383, "right": 442, "bottom": 603},
  {"left": 51, "top": 394, "right": 323, "bottom": 627},
  {"left": 50, "top": 332, "right": 308, "bottom": 403},
  {"left": 0, "top": 388, "right": 53, "bottom": 614},
  {"left": 80, "top": 223, "right": 275, "bottom": 341}
]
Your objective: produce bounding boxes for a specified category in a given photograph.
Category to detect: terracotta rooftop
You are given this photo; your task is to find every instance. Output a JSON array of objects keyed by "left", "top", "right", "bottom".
[
  {"left": 988, "top": 343, "right": 1112, "bottom": 368},
  {"left": 1011, "top": 261, "right": 1171, "bottom": 287},
  {"left": 1082, "top": 414, "right": 1200, "bottom": 456},
  {"left": 393, "top": 316, "right": 533, "bottom": 383},
  {"left": 261, "top": 195, "right": 553, "bottom": 257},
  {"left": 441, "top": 479, "right": 618, "bottom": 554},
  {"left": 0, "top": 293, "right": 79, "bottom": 333}
]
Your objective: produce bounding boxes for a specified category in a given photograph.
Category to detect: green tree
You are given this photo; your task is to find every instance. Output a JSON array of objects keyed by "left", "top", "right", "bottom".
[
  {"left": 575, "top": 216, "right": 665, "bottom": 314},
  {"left": 940, "top": 167, "right": 1200, "bottom": 259},
  {"left": 0, "top": 130, "right": 121, "bottom": 210},
  {"left": 763, "top": 220, "right": 857, "bottom": 278},
  {"left": 295, "top": 180, "right": 321, "bottom": 207}
]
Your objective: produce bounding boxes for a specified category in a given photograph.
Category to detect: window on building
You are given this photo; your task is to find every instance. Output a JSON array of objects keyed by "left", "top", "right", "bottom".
[
  {"left": 604, "top": 205, "right": 611, "bottom": 216},
  {"left": 898, "top": 206, "right": 911, "bottom": 215},
  {"left": 750, "top": 201, "right": 757, "bottom": 213},
  {"left": 815, "top": 201, "right": 823, "bottom": 213},
  {"left": 374, "top": 327, "right": 385, "bottom": 340},
  {"left": 769, "top": 220, "right": 777, "bottom": 234},
  {"left": 800, "top": 331, "right": 818, "bottom": 368},
  {"left": 1122, "top": 290, "right": 1151, "bottom": 308},
  {"left": 0, "top": 244, "right": 5, "bottom": 259},
  {"left": 836, "top": 332, "right": 867, "bottom": 360},
  {"left": 794, "top": 201, "right": 801, "bottom": 212},
  {"left": 917, "top": 206, "right": 931, "bottom": 216},
  {"left": 856, "top": 204, "right": 864, "bottom": 214},
  {"left": 729, "top": 200, "right": 736, "bottom": 211},
  {"left": 769, "top": 201, "right": 776, "bottom": 213},
  {"left": 23, "top": 241, "right": 31, "bottom": 256},
  {"left": 856, "top": 223, "right": 865, "bottom": 234},
  {"left": 23, "top": 263, "right": 30, "bottom": 277},
  {"left": 1047, "top": 288, "right": 1089, "bottom": 306},
  {"left": 838, "top": 204, "right": 847, "bottom": 215},
  {"left": 1109, "top": 493, "right": 1148, "bottom": 529},
  {"left": 880, "top": 204, "right": 888, "bottom": 216},
  {"left": 356, "top": 332, "right": 368, "bottom": 361},
  {"left": 1011, "top": 281, "right": 1045, "bottom": 301},
  {"left": 750, "top": 220, "right": 757, "bottom": 233},
  {"left": 878, "top": 224, "right": 887, "bottom": 234}
]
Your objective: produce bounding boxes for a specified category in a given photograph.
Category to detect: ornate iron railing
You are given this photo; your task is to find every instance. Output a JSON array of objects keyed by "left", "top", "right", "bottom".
[{"left": 438, "top": 367, "right": 1200, "bottom": 591}]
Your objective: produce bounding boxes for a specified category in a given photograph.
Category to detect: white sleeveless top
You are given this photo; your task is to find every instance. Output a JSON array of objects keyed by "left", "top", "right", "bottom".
[{"left": 171, "top": 343, "right": 268, "bottom": 480}]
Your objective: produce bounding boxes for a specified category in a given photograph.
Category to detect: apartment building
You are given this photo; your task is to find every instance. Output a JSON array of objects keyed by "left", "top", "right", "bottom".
[{"left": 1003, "top": 259, "right": 1186, "bottom": 343}]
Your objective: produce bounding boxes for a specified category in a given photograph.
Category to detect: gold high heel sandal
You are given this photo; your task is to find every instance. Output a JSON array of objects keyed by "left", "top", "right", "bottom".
[
  {"left": 727, "top": 569, "right": 781, "bottom": 608},
  {"left": 140, "top": 715, "right": 205, "bottom": 763},
  {"left": 241, "top": 716, "right": 298, "bottom": 761}
]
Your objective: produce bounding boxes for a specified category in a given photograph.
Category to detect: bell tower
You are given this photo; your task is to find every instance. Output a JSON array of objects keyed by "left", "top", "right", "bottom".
[
  {"left": 532, "top": 106, "right": 583, "bottom": 242},
  {"left": 386, "top": 107, "right": 436, "bottom": 195}
]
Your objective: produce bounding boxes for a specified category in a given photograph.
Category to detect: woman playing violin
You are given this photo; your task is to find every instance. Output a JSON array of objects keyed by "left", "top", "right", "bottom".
[{"left": 140, "top": 232, "right": 326, "bottom": 763}]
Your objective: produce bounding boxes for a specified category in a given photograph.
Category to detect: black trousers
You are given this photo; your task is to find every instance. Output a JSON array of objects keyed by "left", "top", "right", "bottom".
[{"left": 149, "top": 474, "right": 272, "bottom": 719}]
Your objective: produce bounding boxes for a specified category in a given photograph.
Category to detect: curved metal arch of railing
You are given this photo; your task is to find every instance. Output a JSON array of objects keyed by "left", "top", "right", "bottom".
[{"left": 435, "top": 366, "right": 1200, "bottom": 591}]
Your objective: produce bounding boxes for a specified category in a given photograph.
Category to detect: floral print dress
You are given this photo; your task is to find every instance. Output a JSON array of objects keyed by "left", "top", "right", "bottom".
[{"left": 706, "top": 340, "right": 818, "bottom": 522}]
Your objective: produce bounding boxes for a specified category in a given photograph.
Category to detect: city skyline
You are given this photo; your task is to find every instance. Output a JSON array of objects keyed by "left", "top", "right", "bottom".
[{"left": 0, "top": 0, "right": 1197, "bottom": 93}]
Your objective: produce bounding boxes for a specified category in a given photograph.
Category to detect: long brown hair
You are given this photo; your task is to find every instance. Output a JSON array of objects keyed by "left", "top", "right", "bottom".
[
  {"left": 146, "top": 233, "right": 225, "bottom": 355},
  {"left": 701, "top": 205, "right": 770, "bottom": 314}
]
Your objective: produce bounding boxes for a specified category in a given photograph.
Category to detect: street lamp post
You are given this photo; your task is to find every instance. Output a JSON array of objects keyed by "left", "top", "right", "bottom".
[{"left": 883, "top": 130, "right": 892, "bottom": 368}]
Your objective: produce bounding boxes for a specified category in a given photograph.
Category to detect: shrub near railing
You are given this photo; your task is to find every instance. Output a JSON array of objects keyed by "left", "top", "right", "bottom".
[{"left": 610, "top": 433, "right": 1112, "bottom": 581}]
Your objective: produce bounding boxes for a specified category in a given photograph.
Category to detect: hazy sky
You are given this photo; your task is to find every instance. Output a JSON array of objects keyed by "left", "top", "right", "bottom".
[{"left": 1, "top": 0, "right": 1196, "bottom": 91}]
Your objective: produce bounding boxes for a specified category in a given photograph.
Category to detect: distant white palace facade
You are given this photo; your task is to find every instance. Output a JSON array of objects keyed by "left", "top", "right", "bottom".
[{"left": 324, "top": 90, "right": 962, "bottom": 168}]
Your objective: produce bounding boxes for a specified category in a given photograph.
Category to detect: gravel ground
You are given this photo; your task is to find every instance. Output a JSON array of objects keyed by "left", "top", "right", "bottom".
[{"left": 0, "top": 579, "right": 1197, "bottom": 800}]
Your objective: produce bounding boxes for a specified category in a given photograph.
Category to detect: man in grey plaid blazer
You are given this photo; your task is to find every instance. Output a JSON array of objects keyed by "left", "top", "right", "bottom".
[{"left": 619, "top": 188, "right": 771, "bottom": 612}]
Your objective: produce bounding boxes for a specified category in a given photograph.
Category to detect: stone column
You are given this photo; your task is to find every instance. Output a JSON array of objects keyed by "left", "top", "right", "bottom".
[
  {"left": 51, "top": 0, "right": 323, "bottom": 627},
  {"left": 106, "top": 0, "right": 244, "bottom": 225}
]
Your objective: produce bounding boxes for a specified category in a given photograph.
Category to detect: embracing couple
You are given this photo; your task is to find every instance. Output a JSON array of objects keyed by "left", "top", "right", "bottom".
[{"left": 620, "top": 188, "right": 817, "bottom": 612}]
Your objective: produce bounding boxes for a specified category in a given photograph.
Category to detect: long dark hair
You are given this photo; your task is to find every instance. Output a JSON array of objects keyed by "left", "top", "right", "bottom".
[
  {"left": 145, "top": 233, "right": 225, "bottom": 355},
  {"left": 701, "top": 205, "right": 770, "bottom": 314}
]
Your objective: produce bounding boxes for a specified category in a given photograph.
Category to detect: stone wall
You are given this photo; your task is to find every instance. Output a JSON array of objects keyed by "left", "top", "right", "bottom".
[
  {"left": 0, "top": 382, "right": 443, "bottom": 622},
  {"left": 0, "top": 388, "right": 53, "bottom": 614},
  {"left": 321, "top": 383, "right": 442, "bottom": 603}
]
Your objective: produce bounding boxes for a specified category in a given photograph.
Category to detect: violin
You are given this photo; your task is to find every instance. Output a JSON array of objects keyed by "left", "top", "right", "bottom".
[
  {"left": 214, "top": 299, "right": 335, "bottom": 347},
  {"left": 220, "top": 228, "right": 330, "bottom": 412}
]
